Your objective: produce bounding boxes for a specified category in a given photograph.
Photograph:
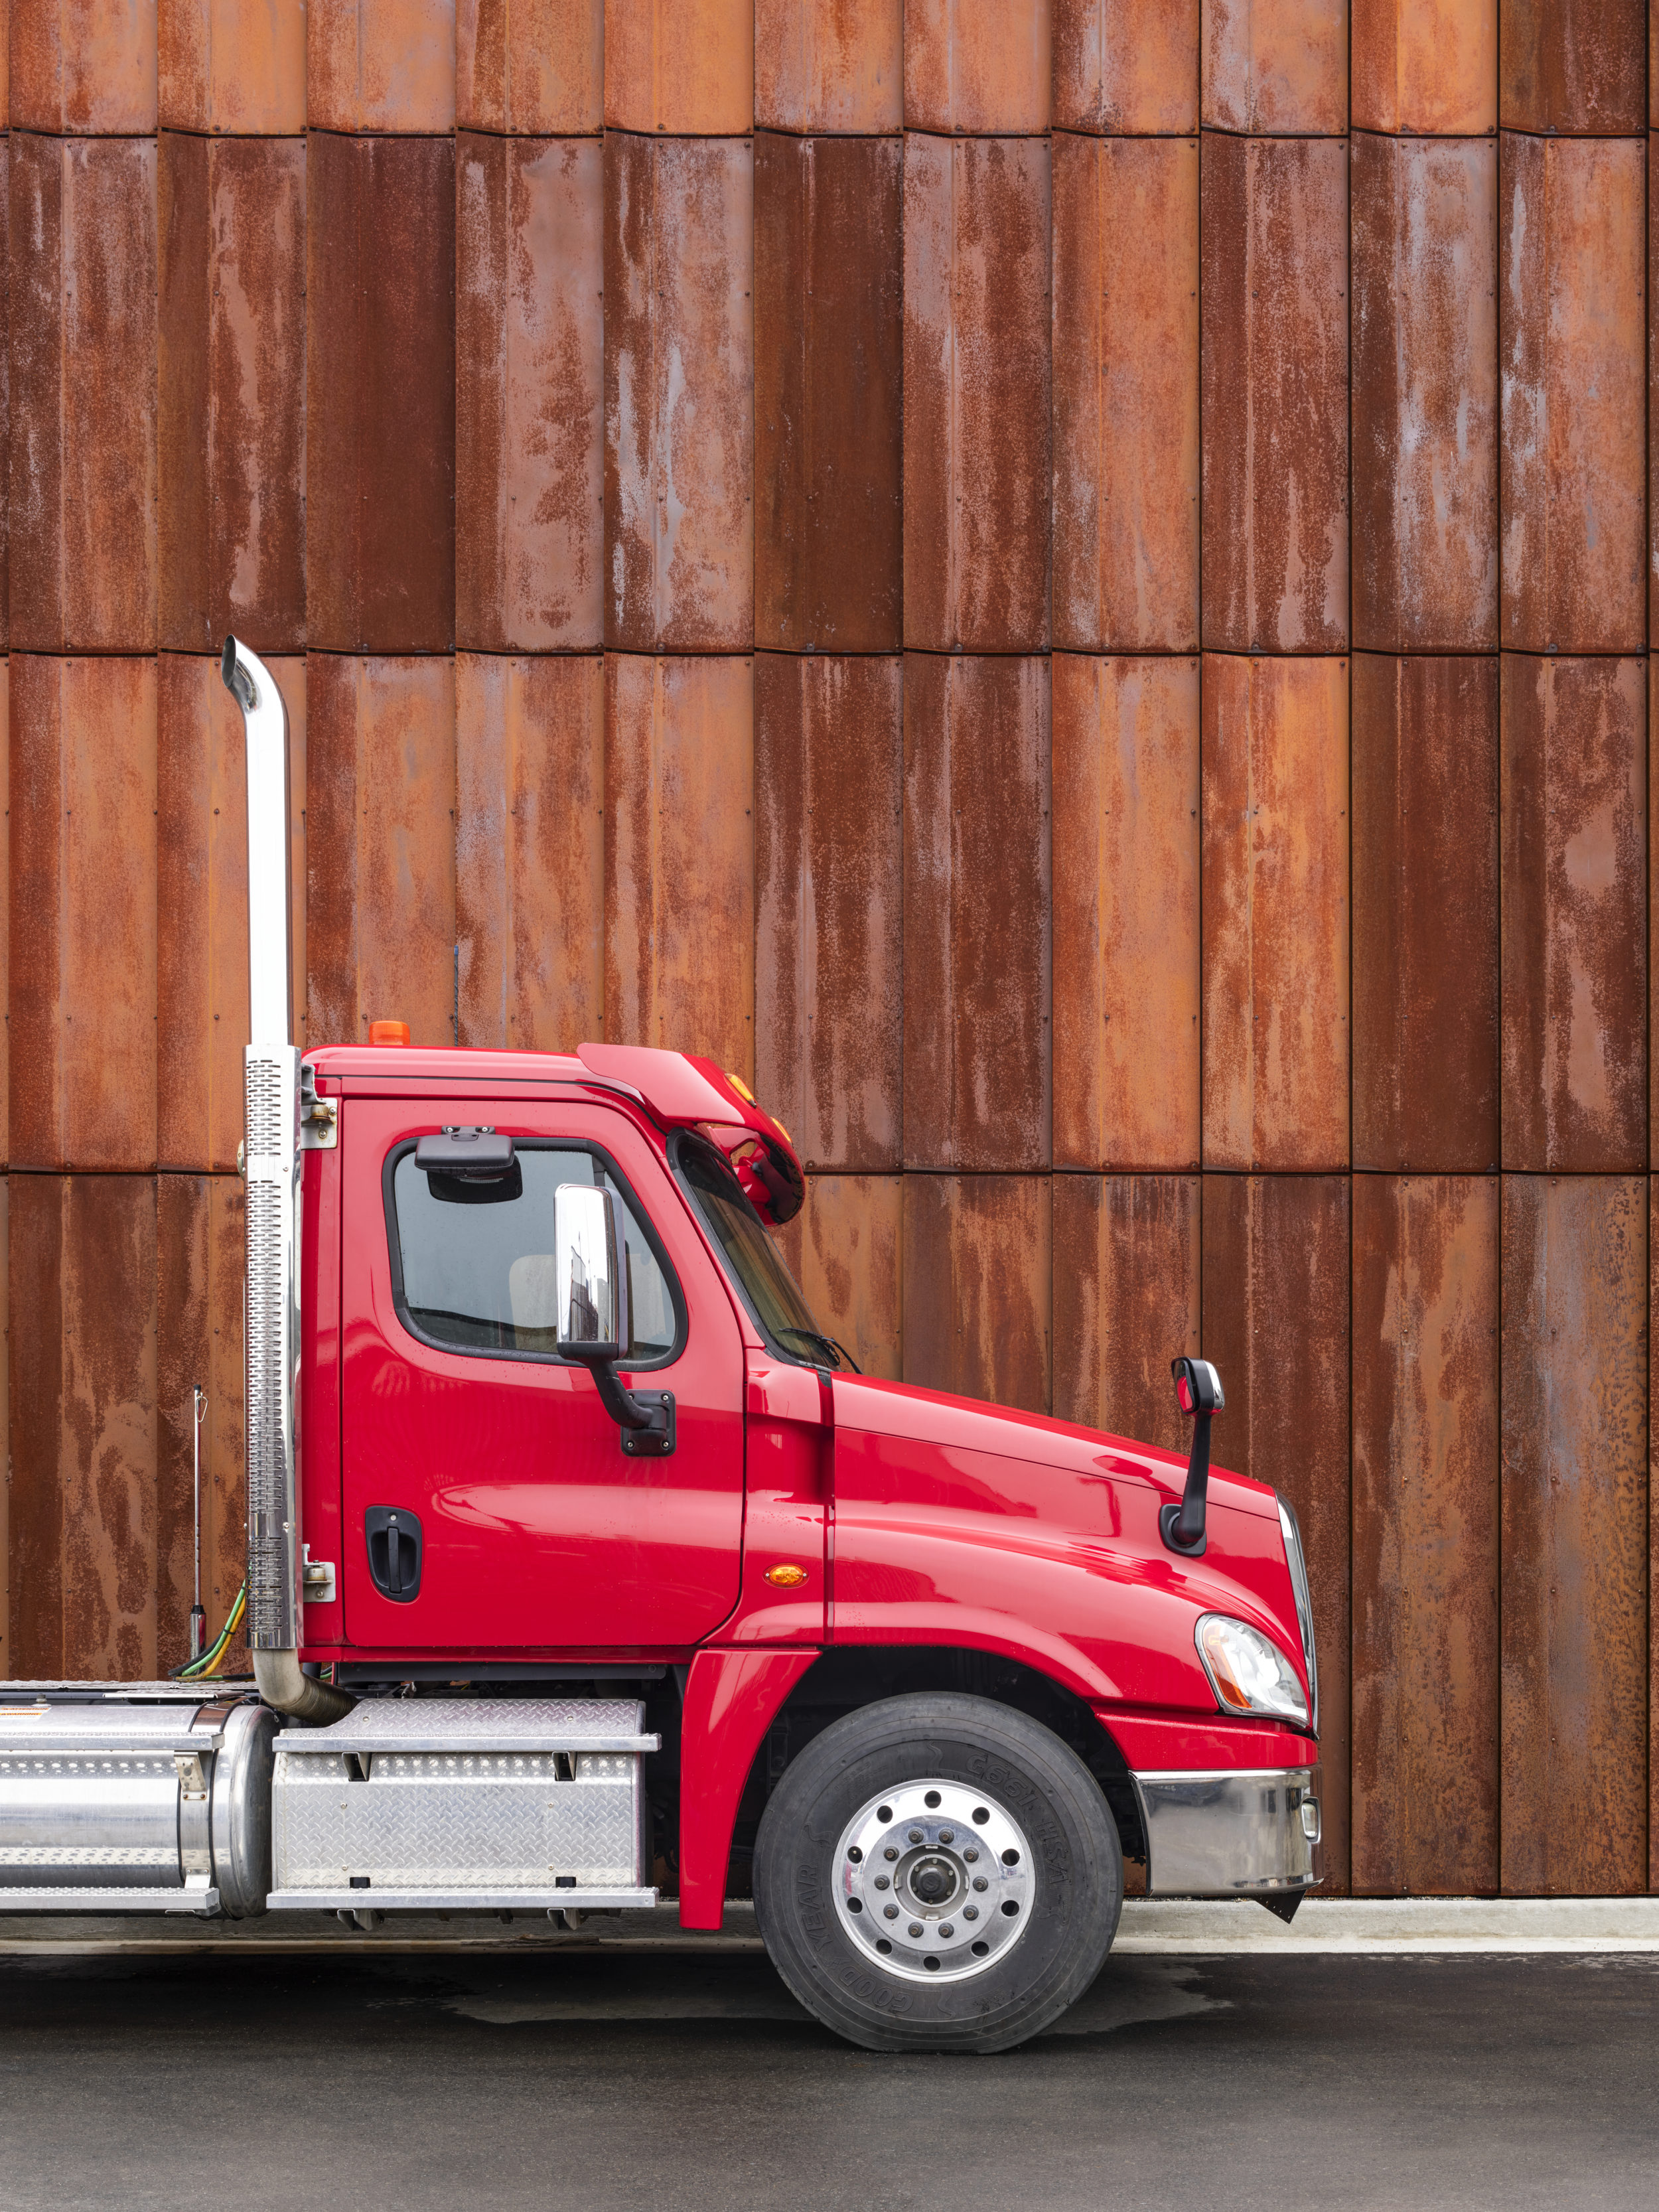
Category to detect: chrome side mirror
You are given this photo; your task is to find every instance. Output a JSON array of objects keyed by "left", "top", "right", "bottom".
[
  {"left": 554, "top": 1183, "right": 632, "bottom": 1360},
  {"left": 1162, "top": 1357, "right": 1224, "bottom": 1558}
]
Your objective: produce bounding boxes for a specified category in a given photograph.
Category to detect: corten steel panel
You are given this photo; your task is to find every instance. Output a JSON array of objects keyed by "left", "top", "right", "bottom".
[
  {"left": 903, "top": 654, "right": 1050, "bottom": 1172},
  {"left": 159, "top": 134, "right": 305, "bottom": 656},
  {"left": 157, "top": 654, "right": 307, "bottom": 1173},
  {"left": 1351, "top": 1175, "right": 1500, "bottom": 1897},
  {"left": 1500, "top": 134, "right": 1644, "bottom": 656},
  {"left": 1201, "top": 1173, "right": 1350, "bottom": 1890},
  {"left": 1051, "top": 1174, "right": 1199, "bottom": 1456},
  {"left": 455, "top": 653, "right": 604, "bottom": 1053},
  {"left": 0, "top": 141, "right": 8, "bottom": 649},
  {"left": 775, "top": 1173, "right": 903, "bottom": 1379},
  {"left": 902, "top": 1175, "right": 1050, "bottom": 1418},
  {"left": 10, "top": 0, "right": 157, "bottom": 129},
  {"left": 9, "top": 135, "right": 157, "bottom": 655},
  {"left": 903, "top": 0, "right": 1050, "bottom": 135},
  {"left": 457, "top": 134, "right": 603, "bottom": 653},
  {"left": 156, "top": 1175, "right": 248, "bottom": 1678},
  {"left": 1500, "top": 1174, "right": 1647, "bottom": 1895},
  {"left": 604, "top": 135, "right": 754, "bottom": 652},
  {"left": 1052, "top": 0, "right": 1199, "bottom": 133},
  {"left": 1352, "top": 654, "right": 1499, "bottom": 1173},
  {"left": 0, "top": 663, "right": 7, "bottom": 1167},
  {"left": 159, "top": 0, "right": 305, "bottom": 131},
  {"left": 0, "top": 1179, "right": 8, "bottom": 1666},
  {"left": 1352, "top": 136, "right": 1496, "bottom": 654},
  {"left": 1201, "top": 654, "right": 1348, "bottom": 1172},
  {"left": 604, "top": 653, "right": 756, "bottom": 1082},
  {"left": 308, "top": 0, "right": 456, "bottom": 131},
  {"left": 1201, "top": 0, "right": 1347, "bottom": 135},
  {"left": 307, "top": 134, "right": 456, "bottom": 654},
  {"left": 457, "top": 0, "right": 602, "bottom": 131},
  {"left": 1501, "top": 0, "right": 1644, "bottom": 133},
  {"left": 904, "top": 135, "right": 1050, "bottom": 655},
  {"left": 1652, "top": 136, "right": 1658, "bottom": 644},
  {"left": 755, "top": 654, "right": 902, "bottom": 1172},
  {"left": 1052, "top": 655, "right": 1200, "bottom": 1171},
  {"left": 1200, "top": 135, "right": 1348, "bottom": 656},
  {"left": 8, "top": 1174, "right": 158, "bottom": 1680},
  {"left": 304, "top": 654, "right": 457, "bottom": 1049},
  {"left": 755, "top": 0, "right": 901, "bottom": 133},
  {"left": 1351, "top": 0, "right": 1496, "bottom": 133},
  {"left": 603, "top": 0, "right": 753, "bottom": 133},
  {"left": 755, "top": 133, "right": 902, "bottom": 653},
  {"left": 1500, "top": 655, "right": 1646, "bottom": 1174},
  {"left": 1052, "top": 134, "right": 1198, "bottom": 654},
  {"left": 9, "top": 657, "right": 158, "bottom": 1172},
  {"left": 1653, "top": 1178, "right": 1659, "bottom": 1892}
]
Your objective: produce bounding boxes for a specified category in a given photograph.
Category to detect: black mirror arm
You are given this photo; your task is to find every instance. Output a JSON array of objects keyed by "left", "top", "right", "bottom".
[
  {"left": 1160, "top": 1412, "right": 1212, "bottom": 1557},
  {"left": 566, "top": 1348, "right": 658, "bottom": 1431}
]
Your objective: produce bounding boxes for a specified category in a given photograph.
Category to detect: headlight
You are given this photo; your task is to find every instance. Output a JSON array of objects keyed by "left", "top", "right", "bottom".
[
  {"left": 1195, "top": 1614, "right": 1309, "bottom": 1726},
  {"left": 1277, "top": 1497, "right": 1319, "bottom": 1733}
]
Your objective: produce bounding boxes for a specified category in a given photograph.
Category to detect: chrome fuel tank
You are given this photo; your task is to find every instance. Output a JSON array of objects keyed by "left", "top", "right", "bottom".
[{"left": 0, "top": 1688, "right": 277, "bottom": 1915}]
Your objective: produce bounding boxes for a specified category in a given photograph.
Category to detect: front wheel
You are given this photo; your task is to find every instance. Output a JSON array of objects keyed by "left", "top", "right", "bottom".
[{"left": 753, "top": 1692, "right": 1123, "bottom": 2053}]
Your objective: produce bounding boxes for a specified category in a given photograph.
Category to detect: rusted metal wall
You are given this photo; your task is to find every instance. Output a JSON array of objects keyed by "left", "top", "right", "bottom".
[{"left": 2, "top": 3, "right": 1654, "bottom": 1897}]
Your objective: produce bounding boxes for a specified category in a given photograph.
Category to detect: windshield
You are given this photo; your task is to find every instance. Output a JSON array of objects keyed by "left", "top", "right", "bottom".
[{"left": 674, "top": 1134, "right": 857, "bottom": 1371}]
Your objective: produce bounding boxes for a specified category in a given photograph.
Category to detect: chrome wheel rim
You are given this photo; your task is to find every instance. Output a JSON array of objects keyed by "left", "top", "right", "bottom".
[{"left": 833, "top": 1778, "right": 1035, "bottom": 1985}]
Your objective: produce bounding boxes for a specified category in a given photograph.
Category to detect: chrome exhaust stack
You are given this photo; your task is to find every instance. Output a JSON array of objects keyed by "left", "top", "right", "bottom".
[{"left": 220, "top": 638, "right": 351, "bottom": 1724}]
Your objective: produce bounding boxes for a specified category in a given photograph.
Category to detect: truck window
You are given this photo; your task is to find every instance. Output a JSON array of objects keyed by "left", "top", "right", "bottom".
[
  {"left": 673, "top": 1132, "right": 855, "bottom": 1370},
  {"left": 388, "top": 1143, "right": 679, "bottom": 1366}
]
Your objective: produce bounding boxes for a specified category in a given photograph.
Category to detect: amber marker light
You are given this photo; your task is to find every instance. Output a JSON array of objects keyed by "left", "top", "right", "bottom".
[
  {"left": 764, "top": 1564, "right": 809, "bottom": 1589},
  {"left": 726, "top": 1070, "right": 756, "bottom": 1104},
  {"left": 369, "top": 1019, "right": 411, "bottom": 1047}
]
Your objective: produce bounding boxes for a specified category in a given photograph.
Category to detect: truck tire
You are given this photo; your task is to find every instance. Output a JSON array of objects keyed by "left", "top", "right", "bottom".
[{"left": 753, "top": 1692, "right": 1123, "bottom": 2053}]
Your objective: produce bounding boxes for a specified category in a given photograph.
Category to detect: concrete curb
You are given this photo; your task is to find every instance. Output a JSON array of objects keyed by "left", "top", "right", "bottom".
[{"left": 1115, "top": 1896, "right": 1659, "bottom": 1953}]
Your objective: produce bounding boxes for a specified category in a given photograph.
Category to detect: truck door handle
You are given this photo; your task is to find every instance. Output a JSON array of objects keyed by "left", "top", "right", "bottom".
[{"left": 366, "top": 1507, "right": 423, "bottom": 1603}]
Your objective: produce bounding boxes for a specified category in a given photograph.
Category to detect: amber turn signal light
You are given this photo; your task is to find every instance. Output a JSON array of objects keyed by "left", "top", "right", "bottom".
[
  {"left": 369, "top": 1020, "right": 411, "bottom": 1047},
  {"left": 763, "top": 1564, "right": 808, "bottom": 1589}
]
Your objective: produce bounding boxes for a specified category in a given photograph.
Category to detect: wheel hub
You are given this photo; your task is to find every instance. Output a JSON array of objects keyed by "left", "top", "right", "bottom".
[{"left": 833, "top": 1779, "right": 1035, "bottom": 1984}]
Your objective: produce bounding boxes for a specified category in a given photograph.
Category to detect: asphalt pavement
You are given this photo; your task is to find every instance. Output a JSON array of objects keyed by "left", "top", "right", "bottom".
[{"left": 0, "top": 1925, "right": 1653, "bottom": 2210}]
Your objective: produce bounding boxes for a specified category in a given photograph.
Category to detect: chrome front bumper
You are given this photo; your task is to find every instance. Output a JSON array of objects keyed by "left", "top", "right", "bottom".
[{"left": 1132, "top": 1767, "right": 1322, "bottom": 1899}]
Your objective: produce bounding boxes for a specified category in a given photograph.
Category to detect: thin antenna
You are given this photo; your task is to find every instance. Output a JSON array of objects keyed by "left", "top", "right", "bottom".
[{"left": 190, "top": 1387, "right": 208, "bottom": 1664}]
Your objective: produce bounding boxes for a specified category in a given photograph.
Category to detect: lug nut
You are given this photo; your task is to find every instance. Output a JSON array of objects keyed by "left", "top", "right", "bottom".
[
  {"left": 939, "top": 1828, "right": 955, "bottom": 1844},
  {"left": 874, "top": 1875, "right": 890, "bottom": 1890},
  {"left": 963, "top": 1848, "right": 979, "bottom": 1864},
  {"left": 884, "top": 1847, "right": 899, "bottom": 1862},
  {"left": 940, "top": 1923, "right": 954, "bottom": 1938},
  {"left": 973, "top": 1876, "right": 988, "bottom": 1891},
  {"left": 908, "top": 1923, "right": 924, "bottom": 1938},
  {"left": 908, "top": 1828, "right": 923, "bottom": 1844},
  {"left": 884, "top": 1904, "right": 899, "bottom": 1920},
  {"left": 964, "top": 1905, "right": 979, "bottom": 1921}
]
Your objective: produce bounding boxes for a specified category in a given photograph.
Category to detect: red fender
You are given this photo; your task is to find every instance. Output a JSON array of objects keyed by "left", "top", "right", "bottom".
[{"left": 678, "top": 1646, "right": 820, "bottom": 1929}]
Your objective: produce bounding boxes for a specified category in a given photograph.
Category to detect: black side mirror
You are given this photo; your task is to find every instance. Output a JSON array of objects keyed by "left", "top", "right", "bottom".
[{"left": 1161, "top": 1357, "right": 1224, "bottom": 1557}]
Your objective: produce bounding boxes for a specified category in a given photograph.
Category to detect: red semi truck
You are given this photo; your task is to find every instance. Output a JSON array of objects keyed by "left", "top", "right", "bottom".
[{"left": 0, "top": 640, "right": 1320, "bottom": 2052}]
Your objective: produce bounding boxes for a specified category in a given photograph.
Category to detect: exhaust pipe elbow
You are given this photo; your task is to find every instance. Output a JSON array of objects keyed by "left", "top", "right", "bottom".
[{"left": 255, "top": 1649, "right": 354, "bottom": 1726}]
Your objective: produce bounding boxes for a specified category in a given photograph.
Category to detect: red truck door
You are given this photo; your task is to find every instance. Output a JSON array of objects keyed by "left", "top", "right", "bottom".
[{"left": 338, "top": 1094, "right": 746, "bottom": 1651}]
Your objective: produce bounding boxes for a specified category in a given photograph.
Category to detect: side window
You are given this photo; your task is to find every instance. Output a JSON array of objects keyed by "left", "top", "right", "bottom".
[{"left": 389, "top": 1145, "right": 679, "bottom": 1364}]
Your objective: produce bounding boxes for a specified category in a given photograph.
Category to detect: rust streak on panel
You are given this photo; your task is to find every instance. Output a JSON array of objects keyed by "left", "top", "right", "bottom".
[
  {"left": 755, "top": 133, "right": 902, "bottom": 653},
  {"left": 1053, "top": 133, "right": 1198, "bottom": 654},
  {"left": 1052, "top": 0, "right": 1199, "bottom": 133},
  {"left": 604, "top": 136, "right": 755, "bottom": 652},
  {"left": 304, "top": 656, "right": 457, "bottom": 1050},
  {"left": 10, "top": 658, "right": 158, "bottom": 1173},
  {"left": 1500, "top": 0, "right": 1644, "bottom": 133},
  {"left": 903, "top": 1175, "right": 1050, "bottom": 1416},
  {"left": 0, "top": 662, "right": 7, "bottom": 1165},
  {"left": 904, "top": 0, "right": 1050, "bottom": 134},
  {"left": 1351, "top": 0, "right": 1496, "bottom": 133},
  {"left": 1052, "top": 655, "right": 1199, "bottom": 1171},
  {"left": 1650, "top": 135, "right": 1658, "bottom": 644},
  {"left": 1352, "top": 135, "right": 1496, "bottom": 654},
  {"left": 307, "top": 134, "right": 456, "bottom": 654},
  {"left": 0, "top": 1179, "right": 8, "bottom": 1666},
  {"left": 158, "top": 654, "right": 306, "bottom": 1173},
  {"left": 1202, "top": 1173, "right": 1351, "bottom": 1890},
  {"left": 1052, "top": 1175, "right": 1198, "bottom": 1453},
  {"left": 1352, "top": 654, "right": 1498, "bottom": 1173},
  {"left": 160, "top": 0, "right": 306, "bottom": 131},
  {"left": 0, "top": 140, "right": 9, "bottom": 648},
  {"left": 604, "top": 654, "right": 755, "bottom": 1082},
  {"left": 1352, "top": 1175, "right": 1499, "bottom": 1896},
  {"left": 1500, "top": 655, "right": 1646, "bottom": 1174},
  {"left": 455, "top": 654, "right": 604, "bottom": 1053},
  {"left": 11, "top": 0, "right": 157, "bottom": 129},
  {"left": 308, "top": 0, "right": 456, "bottom": 131},
  {"left": 1500, "top": 134, "right": 1644, "bottom": 656},
  {"left": 458, "top": 0, "right": 603, "bottom": 132},
  {"left": 1200, "top": 134, "right": 1348, "bottom": 656},
  {"left": 778, "top": 1174, "right": 903, "bottom": 1380},
  {"left": 904, "top": 655, "right": 1050, "bottom": 1172},
  {"left": 1202, "top": 0, "right": 1347, "bottom": 134},
  {"left": 9, "top": 137, "right": 157, "bottom": 654},
  {"left": 903, "top": 135, "right": 1051, "bottom": 655},
  {"left": 755, "top": 0, "right": 901, "bottom": 132},
  {"left": 9, "top": 1175, "right": 64, "bottom": 1674},
  {"left": 1201, "top": 654, "right": 1348, "bottom": 1173},
  {"left": 1652, "top": 1177, "right": 1659, "bottom": 1893},
  {"left": 457, "top": 133, "right": 603, "bottom": 652},
  {"left": 1500, "top": 1175, "right": 1646, "bottom": 1895},
  {"left": 755, "top": 654, "right": 902, "bottom": 1173},
  {"left": 161, "top": 136, "right": 306, "bottom": 656},
  {"left": 603, "top": 0, "right": 754, "bottom": 133}
]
